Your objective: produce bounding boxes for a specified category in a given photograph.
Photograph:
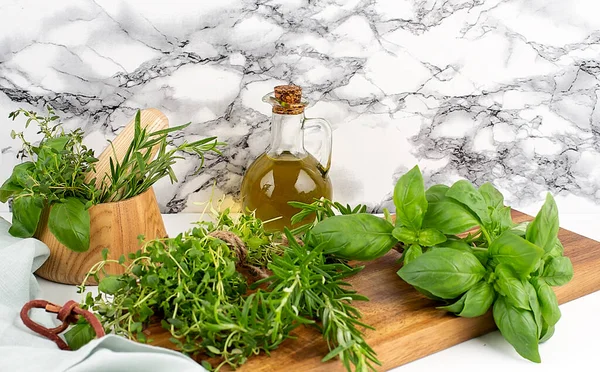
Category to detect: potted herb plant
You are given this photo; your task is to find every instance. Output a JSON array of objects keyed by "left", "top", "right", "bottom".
[{"left": 0, "top": 107, "right": 222, "bottom": 284}]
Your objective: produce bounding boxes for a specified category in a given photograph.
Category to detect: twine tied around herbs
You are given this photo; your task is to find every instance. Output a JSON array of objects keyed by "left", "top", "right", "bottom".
[{"left": 208, "top": 230, "right": 304, "bottom": 282}]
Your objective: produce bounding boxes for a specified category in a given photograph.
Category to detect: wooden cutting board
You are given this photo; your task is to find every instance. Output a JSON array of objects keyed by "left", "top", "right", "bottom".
[{"left": 144, "top": 210, "right": 600, "bottom": 370}]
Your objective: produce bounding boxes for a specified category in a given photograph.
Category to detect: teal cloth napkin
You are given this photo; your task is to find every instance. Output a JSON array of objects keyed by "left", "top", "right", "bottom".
[{"left": 0, "top": 217, "right": 206, "bottom": 372}]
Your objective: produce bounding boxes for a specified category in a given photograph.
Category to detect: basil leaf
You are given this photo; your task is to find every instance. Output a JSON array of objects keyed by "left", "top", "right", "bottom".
[
  {"left": 539, "top": 319, "right": 555, "bottom": 343},
  {"left": 542, "top": 256, "right": 573, "bottom": 286},
  {"left": 397, "top": 248, "right": 485, "bottom": 299},
  {"left": 12, "top": 162, "right": 35, "bottom": 188},
  {"left": 403, "top": 244, "right": 422, "bottom": 265},
  {"left": 393, "top": 165, "right": 428, "bottom": 229},
  {"left": 510, "top": 221, "right": 529, "bottom": 237},
  {"left": 494, "top": 264, "right": 530, "bottom": 310},
  {"left": 48, "top": 197, "right": 90, "bottom": 252},
  {"left": 438, "top": 295, "right": 466, "bottom": 314},
  {"left": 491, "top": 206, "right": 514, "bottom": 235},
  {"left": 423, "top": 198, "right": 480, "bottom": 235},
  {"left": 418, "top": 228, "right": 446, "bottom": 246},
  {"left": 525, "top": 280, "right": 542, "bottom": 338},
  {"left": 0, "top": 177, "right": 22, "bottom": 203},
  {"left": 532, "top": 279, "right": 561, "bottom": 326},
  {"left": 526, "top": 193, "right": 559, "bottom": 253},
  {"left": 489, "top": 231, "right": 544, "bottom": 276},
  {"left": 546, "top": 239, "right": 564, "bottom": 259},
  {"left": 99, "top": 276, "right": 125, "bottom": 295},
  {"left": 493, "top": 296, "right": 541, "bottom": 363},
  {"left": 392, "top": 226, "right": 418, "bottom": 244},
  {"left": 8, "top": 195, "right": 43, "bottom": 238},
  {"left": 310, "top": 214, "right": 396, "bottom": 261},
  {"left": 45, "top": 135, "right": 70, "bottom": 151},
  {"left": 479, "top": 182, "right": 504, "bottom": 209},
  {"left": 446, "top": 180, "right": 492, "bottom": 228},
  {"left": 64, "top": 321, "right": 97, "bottom": 350},
  {"left": 437, "top": 237, "right": 471, "bottom": 251},
  {"left": 458, "top": 281, "right": 495, "bottom": 318},
  {"left": 425, "top": 184, "right": 449, "bottom": 203}
]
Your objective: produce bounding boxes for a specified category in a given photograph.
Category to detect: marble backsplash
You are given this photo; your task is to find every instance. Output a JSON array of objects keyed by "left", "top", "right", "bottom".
[{"left": 1, "top": 0, "right": 599, "bottom": 214}]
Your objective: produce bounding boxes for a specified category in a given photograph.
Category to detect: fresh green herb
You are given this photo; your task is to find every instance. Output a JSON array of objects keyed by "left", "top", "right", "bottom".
[
  {"left": 2, "top": 107, "right": 222, "bottom": 252},
  {"left": 307, "top": 165, "right": 573, "bottom": 363},
  {"left": 76, "top": 209, "right": 377, "bottom": 371},
  {"left": 99, "top": 111, "right": 224, "bottom": 202}
]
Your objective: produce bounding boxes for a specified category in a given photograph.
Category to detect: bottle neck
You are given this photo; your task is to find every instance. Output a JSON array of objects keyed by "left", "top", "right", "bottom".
[{"left": 267, "top": 112, "right": 306, "bottom": 157}]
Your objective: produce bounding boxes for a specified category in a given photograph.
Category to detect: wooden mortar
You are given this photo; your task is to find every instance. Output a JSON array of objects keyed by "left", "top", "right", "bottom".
[
  {"left": 34, "top": 188, "right": 167, "bottom": 285},
  {"left": 34, "top": 109, "right": 170, "bottom": 285}
]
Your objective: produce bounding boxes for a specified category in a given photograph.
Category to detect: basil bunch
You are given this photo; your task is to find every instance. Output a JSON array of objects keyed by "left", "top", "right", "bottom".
[{"left": 308, "top": 165, "right": 574, "bottom": 363}]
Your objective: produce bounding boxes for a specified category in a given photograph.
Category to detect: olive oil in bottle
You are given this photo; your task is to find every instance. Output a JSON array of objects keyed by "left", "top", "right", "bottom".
[{"left": 240, "top": 85, "right": 333, "bottom": 231}]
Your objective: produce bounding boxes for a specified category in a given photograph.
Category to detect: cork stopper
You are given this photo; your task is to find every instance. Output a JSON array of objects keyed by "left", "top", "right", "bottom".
[{"left": 272, "top": 85, "right": 305, "bottom": 115}]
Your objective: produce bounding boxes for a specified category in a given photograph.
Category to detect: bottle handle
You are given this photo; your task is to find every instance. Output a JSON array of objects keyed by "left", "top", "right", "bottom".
[{"left": 303, "top": 117, "right": 332, "bottom": 174}]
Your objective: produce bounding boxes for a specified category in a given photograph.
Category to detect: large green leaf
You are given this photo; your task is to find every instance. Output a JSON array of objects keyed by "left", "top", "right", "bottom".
[
  {"left": 541, "top": 256, "right": 573, "bottom": 286},
  {"left": 446, "top": 180, "right": 492, "bottom": 228},
  {"left": 489, "top": 231, "right": 544, "bottom": 276},
  {"left": 48, "top": 197, "right": 90, "bottom": 252},
  {"left": 526, "top": 193, "right": 559, "bottom": 253},
  {"left": 532, "top": 279, "right": 561, "bottom": 327},
  {"left": 494, "top": 264, "right": 530, "bottom": 310},
  {"left": 12, "top": 162, "right": 35, "bottom": 188},
  {"left": 309, "top": 213, "right": 396, "bottom": 261},
  {"left": 493, "top": 296, "right": 541, "bottom": 363},
  {"left": 397, "top": 248, "right": 486, "bottom": 299},
  {"left": 457, "top": 281, "right": 495, "bottom": 318},
  {"left": 0, "top": 178, "right": 22, "bottom": 203},
  {"left": 64, "top": 322, "right": 96, "bottom": 350},
  {"left": 393, "top": 165, "right": 428, "bottom": 229},
  {"left": 479, "top": 182, "right": 504, "bottom": 209},
  {"left": 425, "top": 184, "right": 449, "bottom": 203},
  {"left": 423, "top": 198, "right": 480, "bottom": 235},
  {"left": 8, "top": 195, "right": 43, "bottom": 238}
]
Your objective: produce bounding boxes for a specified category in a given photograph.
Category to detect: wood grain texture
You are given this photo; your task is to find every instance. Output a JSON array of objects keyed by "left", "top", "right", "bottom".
[
  {"left": 35, "top": 187, "right": 167, "bottom": 285},
  {"left": 143, "top": 210, "right": 600, "bottom": 371},
  {"left": 84, "top": 108, "right": 169, "bottom": 189}
]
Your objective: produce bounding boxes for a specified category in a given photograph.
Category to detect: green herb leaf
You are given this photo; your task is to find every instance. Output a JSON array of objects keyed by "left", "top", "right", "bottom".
[
  {"left": 437, "top": 295, "right": 466, "bottom": 314},
  {"left": 0, "top": 177, "right": 22, "bottom": 203},
  {"left": 422, "top": 197, "right": 480, "bottom": 235},
  {"left": 531, "top": 279, "right": 561, "bottom": 327},
  {"left": 425, "top": 184, "right": 449, "bottom": 203},
  {"left": 8, "top": 195, "right": 43, "bottom": 238},
  {"left": 457, "top": 281, "right": 495, "bottom": 318},
  {"left": 418, "top": 228, "right": 447, "bottom": 246},
  {"left": 48, "top": 197, "right": 90, "bottom": 252},
  {"left": 541, "top": 256, "right": 573, "bottom": 286},
  {"left": 526, "top": 193, "right": 559, "bottom": 253},
  {"left": 393, "top": 165, "right": 428, "bottom": 229},
  {"left": 403, "top": 244, "right": 422, "bottom": 265},
  {"left": 310, "top": 214, "right": 397, "bottom": 261},
  {"left": 392, "top": 226, "right": 418, "bottom": 244},
  {"left": 489, "top": 231, "right": 544, "bottom": 276},
  {"left": 494, "top": 264, "right": 531, "bottom": 310},
  {"left": 98, "top": 276, "right": 125, "bottom": 295},
  {"left": 493, "top": 296, "right": 541, "bottom": 363},
  {"left": 64, "top": 322, "right": 97, "bottom": 350},
  {"left": 446, "top": 180, "right": 493, "bottom": 228},
  {"left": 397, "top": 248, "right": 486, "bottom": 299},
  {"left": 479, "top": 182, "right": 504, "bottom": 209}
]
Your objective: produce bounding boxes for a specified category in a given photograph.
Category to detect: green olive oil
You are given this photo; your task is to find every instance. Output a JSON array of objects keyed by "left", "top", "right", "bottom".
[{"left": 241, "top": 151, "right": 332, "bottom": 231}]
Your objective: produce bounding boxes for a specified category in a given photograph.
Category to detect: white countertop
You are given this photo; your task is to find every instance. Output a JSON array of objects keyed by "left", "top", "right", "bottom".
[{"left": 9, "top": 205, "right": 600, "bottom": 372}]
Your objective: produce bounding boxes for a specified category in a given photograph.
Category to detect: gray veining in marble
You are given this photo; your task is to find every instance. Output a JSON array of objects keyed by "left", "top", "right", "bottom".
[{"left": 1, "top": 0, "right": 599, "bottom": 214}]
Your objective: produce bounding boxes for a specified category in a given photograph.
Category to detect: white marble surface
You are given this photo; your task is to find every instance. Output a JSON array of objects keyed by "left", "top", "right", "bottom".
[
  {"left": 1, "top": 0, "right": 600, "bottom": 215},
  {"left": 20, "top": 210, "right": 599, "bottom": 372}
]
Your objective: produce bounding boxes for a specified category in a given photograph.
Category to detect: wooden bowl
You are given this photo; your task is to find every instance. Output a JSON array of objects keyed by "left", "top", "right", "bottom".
[{"left": 34, "top": 187, "right": 167, "bottom": 285}]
